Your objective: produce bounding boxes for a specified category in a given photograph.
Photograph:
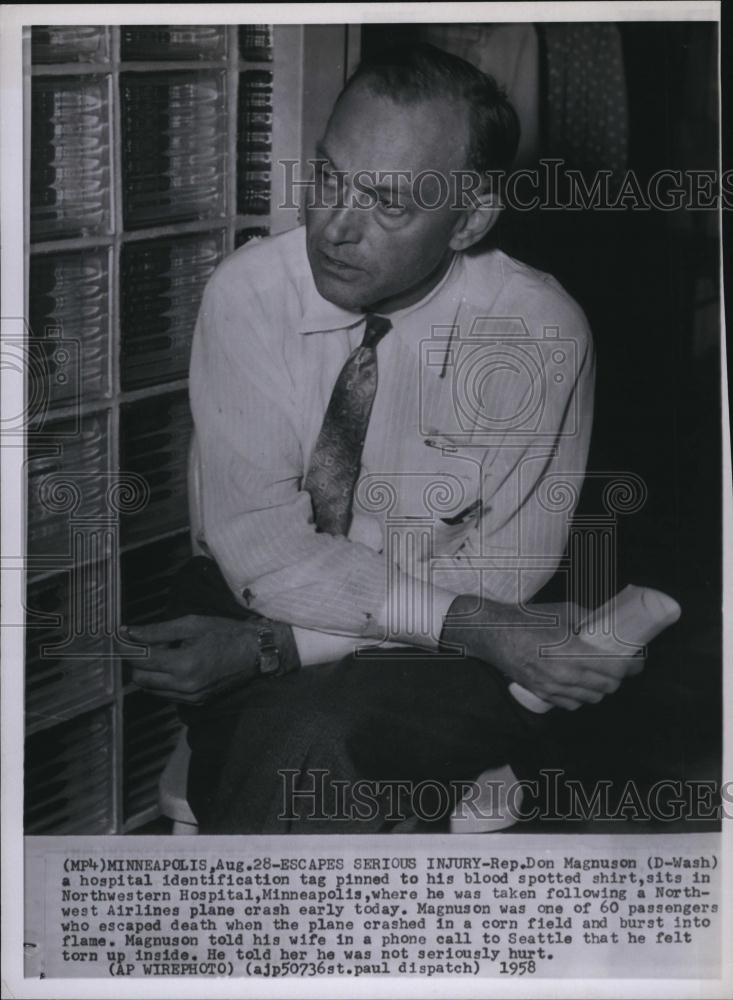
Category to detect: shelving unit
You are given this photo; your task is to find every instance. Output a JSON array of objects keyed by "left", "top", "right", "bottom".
[{"left": 22, "top": 22, "right": 342, "bottom": 834}]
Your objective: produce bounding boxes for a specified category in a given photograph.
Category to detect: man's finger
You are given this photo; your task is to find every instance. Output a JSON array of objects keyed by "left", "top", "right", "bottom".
[
  {"left": 130, "top": 673, "right": 209, "bottom": 706},
  {"left": 569, "top": 649, "right": 644, "bottom": 681},
  {"left": 129, "top": 683, "right": 206, "bottom": 706},
  {"left": 585, "top": 655, "right": 646, "bottom": 683},
  {"left": 556, "top": 685, "right": 606, "bottom": 705},
  {"left": 540, "top": 661, "right": 615, "bottom": 693},
  {"left": 556, "top": 665, "right": 621, "bottom": 694},
  {"left": 130, "top": 668, "right": 184, "bottom": 692},
  {"left": 549, "top": 695, "right": 583, "bottom": 711},
  {"left": 127, "top": 647, "right": 195, "bottom": 675},
  {"left": 624, "top": 655, "right": 646, "bottom": 677},
  {"left": 123, "top": 616, "right": 212, "bottom": 644},
  {"left": 578, "top": 667, "right": 622, "bottom": 694}
]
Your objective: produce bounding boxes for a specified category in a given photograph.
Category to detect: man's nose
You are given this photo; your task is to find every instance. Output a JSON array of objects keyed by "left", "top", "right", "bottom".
[{"left": 322, "top": 202, "right": 363, "bottom": 245}]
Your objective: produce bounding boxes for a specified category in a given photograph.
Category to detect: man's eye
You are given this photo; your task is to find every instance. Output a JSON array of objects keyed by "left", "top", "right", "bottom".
[{"left": 378, "top": 197, "right": 405, "bottom": 216}]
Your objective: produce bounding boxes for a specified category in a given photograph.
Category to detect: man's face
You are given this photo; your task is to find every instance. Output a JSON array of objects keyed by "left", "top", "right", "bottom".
[{"left": 305, "top": 82, "right": 472, "bottom": 313}]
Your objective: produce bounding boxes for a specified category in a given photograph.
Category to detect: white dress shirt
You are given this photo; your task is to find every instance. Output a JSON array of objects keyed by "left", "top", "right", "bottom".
[{"left": 188, "top": 225, "right": 595, "bottom": 664}]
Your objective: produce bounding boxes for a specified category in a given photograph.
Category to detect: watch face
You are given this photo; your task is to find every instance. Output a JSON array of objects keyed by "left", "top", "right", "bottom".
[
  {"left": 257, "top": 625, "right": 280, "bottom": 675},
  {"left": 258, "top": 650, "right": 280, "bottom": 675}
]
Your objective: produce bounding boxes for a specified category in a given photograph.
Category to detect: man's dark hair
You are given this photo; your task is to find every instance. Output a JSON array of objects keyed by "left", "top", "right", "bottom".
[{"left": 343, "top": 41, "right": 520, "bottom": 174}]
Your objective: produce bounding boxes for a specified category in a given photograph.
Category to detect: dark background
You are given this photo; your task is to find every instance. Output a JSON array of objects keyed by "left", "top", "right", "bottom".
[{"left": 364, "top": 21, "right": 722, "bottom": 822}]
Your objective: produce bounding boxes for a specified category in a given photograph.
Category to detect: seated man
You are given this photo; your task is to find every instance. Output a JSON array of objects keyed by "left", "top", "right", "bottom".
[{"left": 125, "top": 43, "right": 641, "bottom": 833}]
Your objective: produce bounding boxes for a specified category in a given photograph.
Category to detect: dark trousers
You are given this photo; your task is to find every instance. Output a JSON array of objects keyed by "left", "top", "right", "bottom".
[
  {"left": 182, "top": 649, "right": 563, "bottom": 834},
  {"left": 169, "top": 559, "right": 562, "bottom": 834}
]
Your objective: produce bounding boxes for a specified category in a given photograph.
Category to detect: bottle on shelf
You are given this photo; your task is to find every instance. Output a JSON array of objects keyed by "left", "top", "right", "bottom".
[
  {"left": 239, "top": 25, "right": 273, "bottom": 62},
  {"left": 30, "top": 77, "right": 110, "bottom": 241},
  {"left": 29, "top": 249, "right": 108, "bottom": 406},
  {"left": 120, "top": 235, "right": 221, "bottom": 390},
  {"left": 120, "top": 25, "right": 226, "bottom": 62},
  {"left": 121, "top": 72, "right": 226, "bottom": 229},
  {"left": 31, "top": 25, "right": 109, "bottom": 65}
]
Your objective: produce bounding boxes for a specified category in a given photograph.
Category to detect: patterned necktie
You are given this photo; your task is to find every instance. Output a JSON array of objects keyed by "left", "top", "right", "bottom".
[{"left": 304, "top": 313, "right": 393, "bottom": 535}]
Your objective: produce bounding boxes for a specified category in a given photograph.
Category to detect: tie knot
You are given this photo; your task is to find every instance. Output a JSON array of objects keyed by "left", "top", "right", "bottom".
[{"left": 361, "top": 313, "right": 392, "bottom": 349}]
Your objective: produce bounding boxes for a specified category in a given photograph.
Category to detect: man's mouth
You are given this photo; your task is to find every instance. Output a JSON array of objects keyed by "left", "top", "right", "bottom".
[{"left": 317, "top": 249, "right": 362, "bottom": 274}]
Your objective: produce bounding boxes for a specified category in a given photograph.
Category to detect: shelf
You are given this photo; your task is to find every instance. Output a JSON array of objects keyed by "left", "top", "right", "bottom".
[
  {"left": 31, "top": 63, "right": 111, "bottom": 76},
  {"left": 26, "top": 688, "right": 115, "bottom": 737},
  {"left": 31, "top": 59, "right": 274, "bottom": 76},
  {"left": 123, "top": 803, "right": 167, "bottom": 834},
  {"left": 24, "top": 378, "right": 190, "bottom": 436},
  {"left": 25, "top": 705, "right": 116, "bottom": 835},
  {"left": 27, "top": 522, "right": 191, "bottom": 588},
  {"left": 22, "top": 21, "right": 324, "bottom": 835}
]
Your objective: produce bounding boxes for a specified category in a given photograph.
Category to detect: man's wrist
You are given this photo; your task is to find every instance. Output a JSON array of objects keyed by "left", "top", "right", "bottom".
[
  {"left": 254, "top": 619, "right": 301, "bottom": 678},
  {"left": 439, "top": 593, "right": 525, "bottom": 676}
]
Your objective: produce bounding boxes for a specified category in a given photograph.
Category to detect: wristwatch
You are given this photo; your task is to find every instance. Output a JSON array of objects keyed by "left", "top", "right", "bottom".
[{"left": 255, "top": 623, "right": 282, "bottom": 677}]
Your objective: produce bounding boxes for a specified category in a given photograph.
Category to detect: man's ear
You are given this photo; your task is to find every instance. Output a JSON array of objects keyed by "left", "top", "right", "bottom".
[{"left": 449, "top": 193, "right": 502, "bottom": 252}]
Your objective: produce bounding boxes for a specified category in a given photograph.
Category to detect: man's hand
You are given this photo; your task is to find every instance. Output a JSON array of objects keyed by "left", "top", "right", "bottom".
[
  {"left": 443, "top": 598, "right": 645, "bottom": 712},
  {"left": 123, "top": 615, "right": 264, "bottom": 705},
  {"left": 496, "top": 602, "right": 645, "bottom": 711}
]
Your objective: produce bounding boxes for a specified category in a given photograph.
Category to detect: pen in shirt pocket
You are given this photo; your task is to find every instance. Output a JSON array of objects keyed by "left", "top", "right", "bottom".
[
  {"left": 440, "top": 497, "right": 483, "bottom": 526},
  {"left": 424, "top": 433, "right": 460, "bottom": 454},
  {"left": 422, "top": 435, "right": 484, "bottom": 525}
]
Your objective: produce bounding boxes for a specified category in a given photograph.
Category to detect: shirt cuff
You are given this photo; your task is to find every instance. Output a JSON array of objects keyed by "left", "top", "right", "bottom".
[
  {"left": 291, "top": 572, "right": 457, "bottom": 665},
  {"left": 292, "top": 627, "right": 405, "bottom": 667},
  {"left": 372, "top": 575, "right": 457, "bottom": 650}
]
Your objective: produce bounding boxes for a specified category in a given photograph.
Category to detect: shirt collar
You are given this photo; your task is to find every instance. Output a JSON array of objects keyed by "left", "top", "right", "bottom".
[
  {"left": 295, "top": 280, "right": 364, "bottom": 335},
  {"left": 295, "top": 252, "right": 463, "bottom": 335}
]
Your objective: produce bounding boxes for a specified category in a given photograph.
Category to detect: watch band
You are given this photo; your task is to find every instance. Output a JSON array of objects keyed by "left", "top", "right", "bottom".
[{"left": 255, "top": 623, "right": 282, "bottom": 676}]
